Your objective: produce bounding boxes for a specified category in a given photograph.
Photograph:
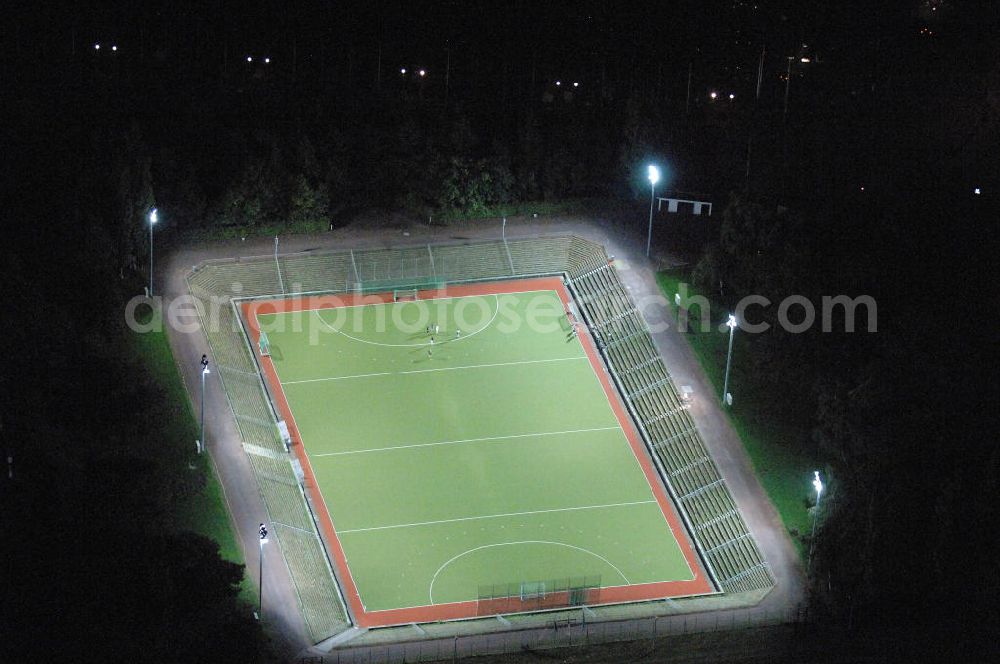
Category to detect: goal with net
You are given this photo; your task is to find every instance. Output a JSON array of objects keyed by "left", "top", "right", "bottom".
[
  {"left": 259, "top": 331, "right": 271, "bottom": 357},
  {"left": 393, "top": 288, "right": 419, "bottom": 302}
]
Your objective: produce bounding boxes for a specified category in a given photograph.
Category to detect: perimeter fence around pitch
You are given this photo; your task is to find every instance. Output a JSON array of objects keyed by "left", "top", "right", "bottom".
[
  {"left": 321, "top": 603, "right": 809, "bottom": 664},
  {"left": 185, "top": 234, "right": 774, "bottom": 646}
]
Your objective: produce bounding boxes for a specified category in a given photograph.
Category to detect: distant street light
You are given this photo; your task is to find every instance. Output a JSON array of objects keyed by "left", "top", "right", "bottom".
[
  {"left": 709, "top": 91, "right": 718, "bottom": 99},
  {"left": 728, "top": 93, "right": 736, "bottom": 100},
  {"left": 148, "top": 208, "right": 157, "bottom": 297},
  {"left": 199, "top": 356, "right": 210, "bottom": 454},
  {"left": 645, "top": 165, "right": 660, "bottom": 258},
  {"left": 94, "top": 43, "right": 100, "bottom": 50},
  {"left": 246, "top": 56, "right": 253, "bottom": 63},
  {"left": 258, "top": 523, "right": 269, "bottom": 619},
  {"left": 112, "top": 45, "right": 118, "bottom": 52},
  {"left": 555, "top": 80, "right": 561, "bottom": 86},
  {"left": 418, "top": 69, "right": 426, "bottom": 77},
  {"left": 573, "top": 82, "right": 579, "bottom": 87},
  {"left": 264, "top": 57, "right": 270, "bottom": 64},
  {"left": 722, "top": 314, "right": 737, "bottom": 405},
  {"left": 400, "top": 67, "right": 406, "bottom": 74}
]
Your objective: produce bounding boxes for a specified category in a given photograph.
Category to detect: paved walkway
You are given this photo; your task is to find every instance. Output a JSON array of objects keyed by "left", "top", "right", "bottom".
[{"left": 160, "top": 212, "right": 805, "bottom": 660}]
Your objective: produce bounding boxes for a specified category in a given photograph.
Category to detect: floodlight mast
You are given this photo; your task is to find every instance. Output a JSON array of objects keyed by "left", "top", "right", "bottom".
[
  {"left": 809, "top": 471, "right": 824, "bottom": 570},
  {"left": 258, "top": 523, "right": 269, "bottom": 619},
  {"left": 722, "top": 314, "right": 737, "bottom": 405},
  {"left": 200, "top": 356, "right": 210, "bottom": 453},
  {"left": 148, "top": 208, "right": 157, "bottom": 297},
  {"left": 645, "top": 165, "right": 660, "bottom": 258}
]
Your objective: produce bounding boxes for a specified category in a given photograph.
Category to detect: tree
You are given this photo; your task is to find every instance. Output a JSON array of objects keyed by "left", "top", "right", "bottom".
[
  {"left": 111, "top": 124, "right": 156, "bottom": 279},
  {"left": 288, "top": 173, "right": 330, "bottom": 228},
  {"left": 436, "top": 157, "right": 514, "bottom": 215}
]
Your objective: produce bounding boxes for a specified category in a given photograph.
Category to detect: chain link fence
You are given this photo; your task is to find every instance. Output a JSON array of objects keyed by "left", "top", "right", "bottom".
[{"left": 321, "top": 604, "right": 807, "bottom": 663}]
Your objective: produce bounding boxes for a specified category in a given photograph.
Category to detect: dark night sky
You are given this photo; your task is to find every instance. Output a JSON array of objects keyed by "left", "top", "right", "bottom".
[
  {"left": 10, "top": 1, "right": 940, "bottom": 93},
  {"left": 6, "top": 0, "right": 995, "bottom": 213}
]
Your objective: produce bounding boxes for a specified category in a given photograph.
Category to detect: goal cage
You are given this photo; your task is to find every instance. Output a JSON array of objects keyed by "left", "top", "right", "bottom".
[
  {"left": 259, "top": 331, "right": 271, "bottom": 357},
  {"left": 476, "top": 575, "right": 602, "bottom": 616},
  {"left": 393, "top": 288, "right": 419, "bottom": 302}
]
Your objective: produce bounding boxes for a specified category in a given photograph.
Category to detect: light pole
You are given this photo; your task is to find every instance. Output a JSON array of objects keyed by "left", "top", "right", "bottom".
[
  {"left": 199, "top": 355, "right": 210, "bottom": 453},
  {"left": 645, "top": 165, "right": 660, "bottom": 258},
  {"left": 783, "top": 57, "right": 794, "bottom": 124},
  {"left": 258, "top": 523, "right": 269, "bottom": 619},
  {"left": 722, "top": 314, "right": 737, "bottom": 405},
  {"left": 148, "top": 208, "right": 158, "bottom": 296},
  {"left": 274, "top": 236, "right": 285, "bottom": 294},
  {"left": 809, "top": 470, "right": 824, "bottom": 569}
]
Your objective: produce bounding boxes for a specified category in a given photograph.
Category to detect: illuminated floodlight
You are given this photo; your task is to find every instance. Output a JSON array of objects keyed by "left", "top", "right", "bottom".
[
  {"left": 573, "top": 82, "right": 579, "bottom": 87},
  {"left": 710, "top": 91, "right": 718, "bottom": 99},
  {"left": 264, "top": 57, "right": 270, "bottom": 64},
  {"left": 247, "top": 56, "right": 253, "bottom": 62},
  {"left": 808, "top": 470, "right": 824, "bottom": 569},
  {"left": 112, "top": 45, "right": 118, "bottom": 52},
  {"left": 258, "top": 522, "right": 269, "bottom": 617},
  {"left": 800, "top": 57, "right": 811, "bottom": 63},
  {"left": 728, "top": 93, "right": 735, "bottom": 100},
  {"left": 418, "top": 69, "right": 426, "bottom": 77},
  {"left": 722, "top": 312, "right": 737, "bottom": 405},
  {"left": 645, "top": 165, "right": 661, "bottom": 257},
  {"left": 555, "top": 80, "right": 561, "bottom": 86},
  {"left": 974, "top": 187, "right": 981, "bottom": 195},
  {"left": 148, "top": 208, "right": 158, "bottom": 297},
  {"left": 94, "top": 43, "right": 101, "bottom": 50},
  {"left": 400, "top": 67, "right": 406, "bottom": 74}
]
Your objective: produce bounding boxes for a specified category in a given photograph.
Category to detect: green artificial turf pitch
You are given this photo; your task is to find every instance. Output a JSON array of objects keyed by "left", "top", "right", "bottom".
[{"left": 256, "top": 286, "right": 698, "bottom": 618}]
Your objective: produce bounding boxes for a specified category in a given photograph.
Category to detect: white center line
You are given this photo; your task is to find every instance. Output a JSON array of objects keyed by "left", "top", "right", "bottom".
[
  {"left": 310, "top": 425, "right": 622, "bottom": 457},
  {"left": 282, "top": 355, "right": 586, "bottom": 385},
  {"left": 338, "top": 500, "right": 658, "bottom": 534}
]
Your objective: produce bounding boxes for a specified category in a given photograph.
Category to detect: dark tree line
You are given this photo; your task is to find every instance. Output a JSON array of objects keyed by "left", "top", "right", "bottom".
[
  {"left": 1, "top": 58, "right": 271, "bottom": 664},
  {"left": 685, "top": 6, "right": 998, "bottom": 657}
]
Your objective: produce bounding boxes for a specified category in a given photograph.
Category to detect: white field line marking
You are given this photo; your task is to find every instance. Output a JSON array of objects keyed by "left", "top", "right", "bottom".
[
  {"left": 282, "top": 371, "right": 392, "bottom": 385},
  {"left": 282, "top": 355, "right": 586, "bottom": 385},
  {"left": 398, "top": 355, "right": 585, "bottom": 376},
  {"left": 310, "top": 425, "right": 621, "bottom": 458},
  {"left": 576, "top": 337, "right": 700, "bottom": 582},
  {"left": 429, "top": 541, "right": 630, "bottom": 604},
  {"left": 337, "top": 499, "right": 657, "bottom": 535},
  {"left": 261, "top": 289, "right": 558, "bottom": 313},
  {"left": 312, "top": 294, "right": 500, "bottom": 348}
]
